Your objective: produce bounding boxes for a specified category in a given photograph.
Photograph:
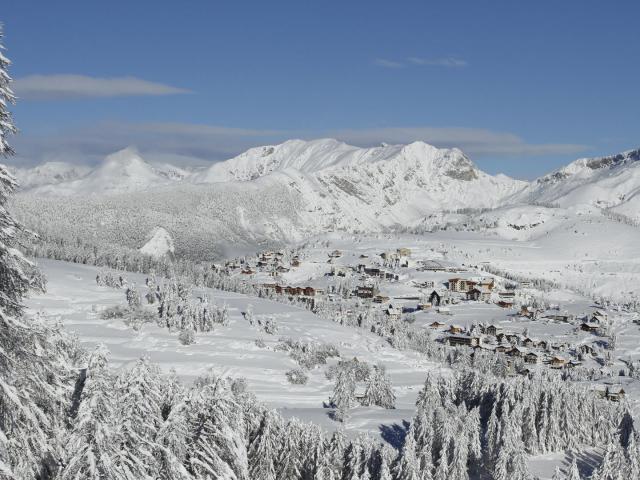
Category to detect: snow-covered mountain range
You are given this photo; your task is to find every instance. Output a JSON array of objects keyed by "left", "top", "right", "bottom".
[{"left": 9, "top": 139, "right": 639, "bottom": 259}]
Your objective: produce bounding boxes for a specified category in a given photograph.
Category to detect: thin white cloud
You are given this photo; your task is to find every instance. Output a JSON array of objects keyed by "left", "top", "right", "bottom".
[
  {"left": 374, "top": 56, "right": 468, "bottom": 69},
  {"left": 372, "top": 58, "right": 405, "bottom": 68},
  {"left": 13, "top": 74, "right": 191, "bottom": 100},
  {"left": 331, "top": 127, "right": 589, "bottom": 157},
  {"left": 407, "top": 56, "right": 468, "bottom": 67}
]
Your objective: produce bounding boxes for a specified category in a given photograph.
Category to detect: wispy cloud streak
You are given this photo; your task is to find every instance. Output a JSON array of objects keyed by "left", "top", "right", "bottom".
[{"left": 13, "top": 74, "right": 191, "bottom": 100}]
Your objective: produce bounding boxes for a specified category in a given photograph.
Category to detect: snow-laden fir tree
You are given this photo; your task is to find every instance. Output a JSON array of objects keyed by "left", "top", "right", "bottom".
[
  {"left": 155, "top": 401, "right": 191, "bottom": 480},
  {"left": 276, "top": 419, "right": 303, "bottom": 479},
  {"left": 114, "top": 357, "right": 163, "bottom": 478},
  {"left": 248, "top": 410, "right": 279, "bottom": 480},
  {"left": 125, "top": 283, "right": 141, "bottom": 309},
  {"left": 0, "top": 25, "right": 79, "bottom": 478},
  {"left": 567, "top": 457, "right": 581, "bottom": 480},
  {"left": 61, "top": 345, "right": 122, "bottom": 479},
  {"left": 394, "top": 425, "right": 420, "bottom": 480},
  {"left": 331, "top": 367, "right": 356, "bottom": 422},
  {"left": 362, "top": 364, "right": 396, "bottom": 409},
  {"left": 187, "top": 373, "right": 249, "bottom": 480}
]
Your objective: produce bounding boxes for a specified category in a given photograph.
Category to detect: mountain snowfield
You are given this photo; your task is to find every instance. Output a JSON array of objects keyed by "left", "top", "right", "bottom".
[
  {"left": 9, "top": 139, "right": 640, "bottom": 262},
  {"left": 512, "top": 148, "right": 640, "bottom": 220}
]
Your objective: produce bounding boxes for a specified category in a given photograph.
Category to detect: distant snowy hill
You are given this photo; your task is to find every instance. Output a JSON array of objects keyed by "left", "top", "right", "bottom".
[
  {"left": 11, "top": 162, "right": 91, "bottom": 189},
  {"left": 513, "top": 148, "right": 640, "bottom": 220},
  {"left": 18, "top": 147, "right": 190, "bottom": 196}
]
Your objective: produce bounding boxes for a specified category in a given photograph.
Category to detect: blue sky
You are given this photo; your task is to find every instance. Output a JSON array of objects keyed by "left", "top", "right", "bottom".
[{"left": 2, "top": 0, "right": 639, "bottom": 178}]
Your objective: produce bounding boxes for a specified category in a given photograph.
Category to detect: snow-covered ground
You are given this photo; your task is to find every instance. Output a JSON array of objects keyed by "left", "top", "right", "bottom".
[{"left": 26, "top": 259, "right": 446, "bottom": 441}]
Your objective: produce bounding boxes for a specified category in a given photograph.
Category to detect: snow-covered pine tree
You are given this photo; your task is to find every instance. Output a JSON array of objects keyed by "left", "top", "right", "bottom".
[
  {"left": 0, "top": 26, "right": 16, "bottom": 158},
  {"left": 61, "top": 345, "right": 123, "bottom": 479},
  {"left": 362, "top": 364, "right": 396, "bottom": 409},
  {"left": 155, "top": 401, "right": 191, "bottom": 480},
  {"left": 395, "top": 425, "right": 420, "bottom": 480},
  {"left": 0, "top": 25, "right": 78, "bottom": 478},
  {"left": 248, "top": 410, "right": 279, "bottom": 480},
  {"left": 187, "top": 373, "right": 249, "bottom": 480},
  {"left": 276, "top": 419, "right": 303, "bottom": 479},
  {"left": 114, "top": 357, "right": 163, "bottom": 478},
  {"left": 331, "top": 367, "right": 356, "bottom": 422},
  {"left": 567, "top": 457, "right": 581, "bottom": 480},
  {"left": 126, "top": 283, "right": 141, "bottom": 309}
]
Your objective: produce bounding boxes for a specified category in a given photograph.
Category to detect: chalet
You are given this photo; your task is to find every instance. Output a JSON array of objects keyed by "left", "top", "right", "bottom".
[
  {"left": 359, "top": 254, "right": 369, "bottom": 259},
  {"left": 522, "top": 337, "right": 536, "bottom": 348},
  {"left": 519, "top": 306, "right": 535, "bottom": 319},
  {"left": 605, "top": 385, "right": 625, "bottom": 402},
  {"left": 241, "top": 267, "right": 255, "bottom": 275},
  {"left": 329, "top": 250, "right": 343, "bottom": 258},
  {"left": 384, "top": 271, "right": 400, "bottom": 281},
  {"left": 479, "top": 278, "right": 496, "bottom": 291},
  {"left": 497, "top": 301, "right": 514, "bottom": 309},
  {"left": 291, "top": 258, "right": 301, "bottom": 267},
  {"left": 437, "top": 307, "right": 452, "bottom": 315},
  {"left": 429, "top": 321, "right": 446, "bottom": 329},
  {"left": 495, "top": 344, "right": 510, "bottom": 353},
  {"left": 506, "top": 333, "right": 522, "bottom": 345},
  {"left": 448, "top": 325, "right": 464, "bottom": 334},
  {"left": 417, "top": 302, "right": 432, "bottom": 311},
  {"left": 276, "top": 265, "right": 290, "bottom": 273},
  {"left": 524, "top": 352, "right": 540, "bottom": 364},
  {"left": 284, "top": 286, "right": 303, "bottom": 296},
  {"left": 549, "top": 356, "right": 567, "bottom": 369},
  {"left": 429, "top": 290, "right": 441, "bottom": 307},
  {"left": 466, "top": 288, "right": 481, "bottom": 301},
  {"left": 373, "top": 294, "right": 390, "bottom": 304},
  {"left": 328, "top": 266, "right": 350, "bottom": 277},
  {"left": 447, "top": 335, "right": 481, "bottom": 347},
  {"left": 537, "top": 340, "right": 549, "bottom": 350},
  {"left": 506, "top": 346, "right": 525, "bottom": 357},
  {"left": 448, "top": 278, "right": 477, "bottom": 293},
  {"left": 364, "top": 267, "right": 382, "bottom": 277},
  {"left": 485, "top": 324, "right": 504, "bottom": 337},
  {"left": 466, "top": 288, "right": 491, "bottom": 302},
  {"left": 302, "top": 287, "right": 317, "bottom": 297},
  {"left": 420, "top": 260, "right": 447, "bottom": 272},
  {"left": 355, "top": 286, "right": 376, "bottom": 299},
  {"left": 581, "top": 322, "right": 599, "bottom": 333},
  {"left": 546, "top": 313, "right": 574, "bottom": 322},
  {"left": 498, "top": 291, "right": 516, "bottom": 299},
  {"left": 595, "top": 385, "right": 626, "bottom": 402},
  {"left": 591, "top": 311, "right": 608, "bottom": 324},
  {"left": 385, "top": 305, "right": 402, "bottom": 320},
  {"left": 397, "top": 247, "right": 412, "bottom": 257}
]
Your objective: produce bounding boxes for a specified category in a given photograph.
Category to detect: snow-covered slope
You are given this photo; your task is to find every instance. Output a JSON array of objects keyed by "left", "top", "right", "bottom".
[
  {"left": 140, "top": 227, "right": 175, "bottom": 259},
  {"left": 514, "top": 149, "right": 640, "bottom": 220}
]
